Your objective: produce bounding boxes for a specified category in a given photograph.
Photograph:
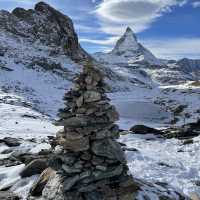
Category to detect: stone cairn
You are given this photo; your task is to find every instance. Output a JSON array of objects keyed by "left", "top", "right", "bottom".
[{"left": 52, "top": 63, "right": 138, "bottom": 199}]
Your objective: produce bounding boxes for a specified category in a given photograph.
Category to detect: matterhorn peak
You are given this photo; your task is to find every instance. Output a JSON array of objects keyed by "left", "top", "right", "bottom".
[
  {"left": 126, "top": 26, "right": 132, "bottom": 32},
  {"left": 95, "top": 27, "right": 162, "bottom": 66},
  {"left": 112, "top": 27, "right": 139, "bottom": 54},
  {"left": 124, "top": 27, "right": 137, "bottom": 39}
]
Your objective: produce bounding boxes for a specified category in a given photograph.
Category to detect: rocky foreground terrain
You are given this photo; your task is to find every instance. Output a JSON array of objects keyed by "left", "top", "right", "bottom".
[{"left": 0, "top": 1, "right": 200, "bottom": 200}]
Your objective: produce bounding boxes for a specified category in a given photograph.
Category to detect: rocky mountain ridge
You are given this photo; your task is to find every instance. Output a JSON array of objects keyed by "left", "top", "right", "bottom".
[
  {"left": 177, "top": 58, "right": 200, "bottom": 79},
  {"left": 0, "top": 1, "right": 89, "bottom": 61}
]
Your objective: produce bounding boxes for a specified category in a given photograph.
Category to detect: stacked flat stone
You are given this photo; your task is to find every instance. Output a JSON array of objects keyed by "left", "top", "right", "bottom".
[{"left": 54, "top": 63, "right": 137, "bottom": 199}]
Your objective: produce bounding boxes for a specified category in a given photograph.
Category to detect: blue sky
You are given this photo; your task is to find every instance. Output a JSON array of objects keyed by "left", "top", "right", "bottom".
[{"left": 0, "top": 0, "right": 200, "bottom": 59}]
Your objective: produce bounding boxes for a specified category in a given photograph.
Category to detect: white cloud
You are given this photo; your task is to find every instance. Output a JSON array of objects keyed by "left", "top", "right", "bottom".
[
  {"left": 142, "top": 37, "right": 200, "bottom": 59},
  {"left": 95, "top": 0, "right": 188, "bottom": 35},
  {"left": 6, "top": 0, "right": 34, "bottom": 2},
  {"left": 80, "top": 36, "right": 119, "bottom": 45},
  {"left": 75, "top": 24, "right": 99, "bottom": 33},
  {"left": 192, "top": 1, "right": 200, "bottom": 8}
]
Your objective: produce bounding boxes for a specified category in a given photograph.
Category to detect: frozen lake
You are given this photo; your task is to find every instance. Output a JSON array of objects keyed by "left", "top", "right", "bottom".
[{"left": 112, "top": 100, "right": 172, "bottom": 129}]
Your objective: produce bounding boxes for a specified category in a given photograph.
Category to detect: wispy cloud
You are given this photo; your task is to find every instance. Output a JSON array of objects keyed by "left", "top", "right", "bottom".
[
  {"left": 95, "top": 0, "right": 188, "bottom": 35},
  {"left": 4, "top": 0, "right": 35, "bottom": 3},
  {"left": 192, "top": 1, "right": 200, "bottom": 8},
  {"left": 75, "top": 24, "right": 99, "bottom": 33},
  {"left": 143, "top": 37, "right": 200, "bottom": 59},
  {"left": 80, "top": 36, "right": 119, "bottom": 45}
]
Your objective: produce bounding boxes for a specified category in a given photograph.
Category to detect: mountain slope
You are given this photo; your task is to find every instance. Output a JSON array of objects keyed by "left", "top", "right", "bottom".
[
  {"left": 176, "top": 58, "right": 200, "bottom": 79},
  {"left": 0, "top": 1, "right": 88, "bottom": 116}
]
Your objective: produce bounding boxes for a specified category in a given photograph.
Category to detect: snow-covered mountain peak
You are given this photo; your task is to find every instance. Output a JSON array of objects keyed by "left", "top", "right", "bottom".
[
  {"left": 94, "top": 27, "right": 162, "bottom": 66},
  {"left": 125, "top": 26, "right": 134, "bottom": 33},
  {"left": 112, "top": 27, "right": 139, "bottom": 53},
  {"left": 124, "top": 27, "right": 137, "bottom": 41}
]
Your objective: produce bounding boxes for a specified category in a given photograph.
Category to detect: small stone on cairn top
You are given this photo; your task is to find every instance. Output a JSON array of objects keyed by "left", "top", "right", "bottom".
[{"left": 50, "top": 62, "right": 138, "bottom": 199}]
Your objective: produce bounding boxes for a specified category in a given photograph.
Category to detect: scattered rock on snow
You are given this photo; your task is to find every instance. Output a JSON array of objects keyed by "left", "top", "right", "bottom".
[
  {"left": 0, "top": 191, "right": 20, "bottom": 200},
  {"left": 123, "top": 147, "right": 139, "bottom": 152},
  {"left": 20, "top": 159, "right": 47, "bottom": 178},
  {"left": 163, "top": 120, "right": 200, "bottom": 139},
  {"left": 130, "top": 124, "right": 163, "bottom": 135},
  {"left": 0, "top": 137, "right": 21, "bottom": 147},
  {"left": 0, "top": 156, "right": 22, "bottom": 167},
  {"left": 182, "top": 139, "right": 194, "bottom": 145},
  {"left": 21, "top": 114, "right": 39, "bottom": 119},
  {"left": 14, "top": 153, "right": 50, "bottom": 165}
]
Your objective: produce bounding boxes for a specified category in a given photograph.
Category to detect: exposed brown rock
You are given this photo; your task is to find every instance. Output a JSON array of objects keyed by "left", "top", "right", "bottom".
[{"left": 30, "top": 168, "right": 56, "bottom": 197}]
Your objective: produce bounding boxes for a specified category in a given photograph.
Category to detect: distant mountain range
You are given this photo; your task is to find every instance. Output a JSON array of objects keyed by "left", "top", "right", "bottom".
[
  {"left": 94, "top": 27, "right": 200, "bottom": 71},
  {"left": 94, "top": 27, "right": 200, "bottom": 85}
]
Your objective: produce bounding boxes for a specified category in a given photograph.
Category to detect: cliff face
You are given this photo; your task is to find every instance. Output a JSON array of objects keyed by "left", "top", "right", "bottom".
[{"left": 0, "top": 1, "right": 89, "bottom": 61}]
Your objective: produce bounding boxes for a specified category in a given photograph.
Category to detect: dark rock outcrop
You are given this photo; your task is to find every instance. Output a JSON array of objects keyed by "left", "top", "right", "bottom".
[
  {"left": 0, "top": 137, "right": 21, "bottom": 147},
  {"left": 130, "top": 124, "right": 163, "bottom": 135},
  {"left": 163, "top": 119, "right": 200, "bottom": 139},
  {"left": 20, "top": 159, "right": 47, "bottom": 178},
  {"left": 0, "top": 1, "right": 89, "bottom": 62}
]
